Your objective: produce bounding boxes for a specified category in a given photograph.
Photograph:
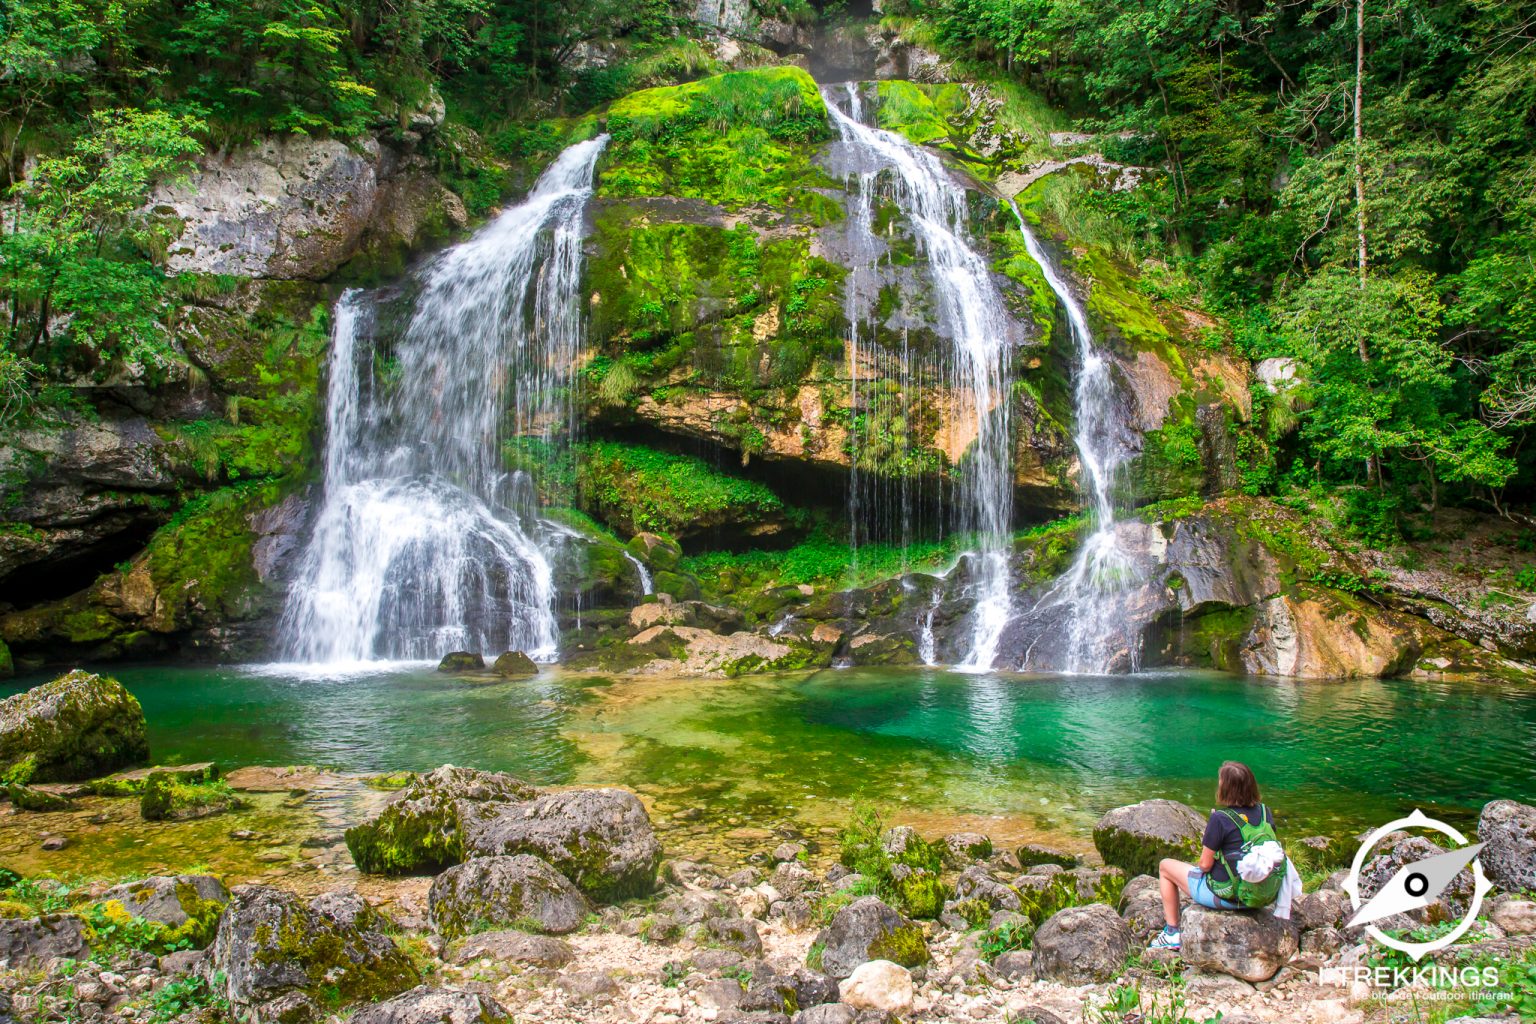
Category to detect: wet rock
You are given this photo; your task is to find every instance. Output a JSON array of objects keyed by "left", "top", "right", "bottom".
[
  {"left": 348, "top": 987, "right": 510, "bottom": 1024},
  {"left": 437, "top": 652, "right": 484, "bottom": 672},
  {"left": 1030, "top": 904, "right": 1131, "bottom": 984},
  {"left": 1014, "top": 844, "right": 1078, "bottom": 868},
  {"left": 40, "top": 835, "right": 68, "bottom": 851},
  {"left": 451, "top": 930, "right": 573, "bottom": 968},
  {"left": 1180, "top": 906, "right": 1298, "bottom": 982},
  {"left": 815, "top": 897, "right": 929, "bottom": 980},
  {"left": 205, "top": 886, "right": 419, "bottom": 1018},
  {"left": 461, "top": 787, "right": 662, "bottom": 901},
  {"left": 491, "top": 652, "right": 538, "bottom": 678},
  {"left": 1092, "top": 799, "right": 1205, "bottom": 877},
  {"left": 344, "top": 765, "right": 536, "bottom": 875},
  {"left": 1480, "top": 799, "right": 1536, "bottom": 893},
  {"left": 0, "top": 670, "right": 148, "bottom": 782},
  {"left": 837, "top": 960, "right": 912, "bottom": 1014},
  {"left": 0, "top": 915, "right": 90, "bottom": 965},
  {"left": 428, "top": 854, "right": 589, "bottom": 937},
  {"left": 99, "top": 875, "right": 230, "bottom": 946}
]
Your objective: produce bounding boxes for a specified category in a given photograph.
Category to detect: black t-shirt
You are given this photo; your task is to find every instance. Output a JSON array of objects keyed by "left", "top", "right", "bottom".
[{"left": 1202, "top": 804, "right": 1271, "bottom": 883}]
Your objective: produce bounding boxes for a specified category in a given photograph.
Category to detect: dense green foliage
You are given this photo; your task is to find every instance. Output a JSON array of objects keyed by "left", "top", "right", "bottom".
[{"left": 918, "top": 0, "right": 1535, "bottom": 520}]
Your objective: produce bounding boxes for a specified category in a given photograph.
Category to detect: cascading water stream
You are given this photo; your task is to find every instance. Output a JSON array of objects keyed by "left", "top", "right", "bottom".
[
  {"left": 822, "top": 83, "right": 1016, "bottom": 670},
  {"left": 279, "top": 137, "right": 608, "bottom": 664},
  {"left": 1009, "top": 203, "right": 1140, "bottom": 673}
]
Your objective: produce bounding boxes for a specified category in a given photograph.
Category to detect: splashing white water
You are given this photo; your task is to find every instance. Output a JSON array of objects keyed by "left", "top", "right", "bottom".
[
  {"left": 623, "top": 552, "right": 654, "bottom": 597},
  {"left": 279, "top": 137, "right": 608, "bottom": 664},
  {"left": 1010, "top": 202, "right": 1140, "bottom": 672},
  {"left": 823, "top": 83, "right": 1015, "bottom": 670}
]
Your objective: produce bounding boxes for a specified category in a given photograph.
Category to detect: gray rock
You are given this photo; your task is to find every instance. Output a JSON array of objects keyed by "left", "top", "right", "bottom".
[
  {"left": 953, "top": 864, "right": 1020, "bottom": 913},
  {"left": 1290, "top": 888, "right": 1347, "bottom": 932},
  {"left": 768, "top": 897, "right": 813, "bottom": 931},
  {"left": 100, "top": 875, "right": 230, "bottom": 940},
  {"left": 1300, "top": 927, "right": 1342, "bottom": 955},
  {"left": 451, "top": 930, "right": 573, "bottom": 968},
  {"left": 492, "top": 652, "right": 538, "bottom": 678},
  {"left": 1480, "top": 800, "right": 1536, "bottom": 893},
  {"left": 429, "top": 854, "right": 589, "bottom": 937},
  {"left": 703, "top": 917, "right": 763, "bottom": 957},
  {"left": 792, "top": 1006, "right": 855, "bottom": 1024},
  {"left": 1489, "top": 898, "right": 1536, "bottom": 936},
  {"left": 160, "top": 949, "right": 207, "bottom": 975},
  {"left": 153, "top": 135, "right": 383, "bottom": 280},
  {"left": 1358, "top": 833, "right": 1475, "bottom": 924},
  {"left": 1117, "top": 874, "right": 1167, "bottom": 941},
  {"left": 461, "top": 787, "right": 662, "bottom": 901},
  {"left": 1030, "top": 904, "right": 1131, "bottom": 984},
  {"left": 344, "top": 765, "right": 536, "bottom": 875},
  {"left": 698, "top": 977, "right": 745, "bottom": 1011},
  {"left": 0, "top": 670, "right": 148, "bottom": 782},
  {"left": 0, "top": 914, "right": 90, "bottom": 965},
  {"left": 1014, "top": 844, "right": 1078, "bottom": 868},
  {"left": 941, "top": 832, "right": 992, "bottom": 865},
  {"left": 990, "top": 950, "right": 1032, "bottom": 981},
  {"left": 348, "top": 987, "right": 510, "bottom": 1024},
  {"left": 553, "top": 971, "right": 619, "bottom": 1003},
  {"left": 658, "top": 890, "right": 739, "bottom": 926},
  {"left": 204, "top": 886, "right": 419, "bottom": 1016},
  {"left": 1092, "top": 800, "right": 1205, "bottom": 877},
  {"left": 772, "top": 842, "right": 807, "bottom": 864},
  {"left": 1180, "top": 906, "right": 1298, "bottom": 982},
  {"left": 1007, "top": 1009, "right": 1065, "bottom": 1024},
  {"left": 771, "top": 861, "right": 816, "bottom": 898},
  {"left": 814, "top": 897, "right": 929, "bottom": 980}
]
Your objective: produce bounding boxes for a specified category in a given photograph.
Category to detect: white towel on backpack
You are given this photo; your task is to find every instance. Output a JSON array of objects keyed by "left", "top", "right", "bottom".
[{"left": 1238, "top": 840, "right": 1285, "bottom": 882}]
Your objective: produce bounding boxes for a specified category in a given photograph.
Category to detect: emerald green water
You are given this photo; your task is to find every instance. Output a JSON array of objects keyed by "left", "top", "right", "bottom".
[{"left": 6, "top": 665, "right": 1533, "bottom": 849}]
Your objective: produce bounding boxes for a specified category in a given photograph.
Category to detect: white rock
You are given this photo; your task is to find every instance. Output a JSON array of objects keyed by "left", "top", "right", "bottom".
[
  {"left": 839, "top": 960, "right": 915, "bottom": 1014},
  {"left": 1490, "top": 898, "right": 1536, "bottom": 935}
]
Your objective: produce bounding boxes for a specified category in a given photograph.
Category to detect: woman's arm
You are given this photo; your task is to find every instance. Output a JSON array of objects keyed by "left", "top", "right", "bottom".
[{"left": 1199, "top": 846, "right": 1216, "bottom": 871}]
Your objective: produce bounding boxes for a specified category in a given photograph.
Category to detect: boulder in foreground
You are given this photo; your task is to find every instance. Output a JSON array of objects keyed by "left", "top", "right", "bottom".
[
  {"left": 344, "top": 765, "right": 536, "bottom": 875},
  {"left": 205, "top": 885, "right": 420, "bottom": 1022},
  {"left": 429, "top": 854, "right": 589, "bottom": 937},
  {"left": 0, "top": 670, "right": 148, "bottom": 782},
  {"left": 1180, "top": 905, "right": 1297, "bottom": 982},
  {"left": 814, "top": 896, "right": 929, "bottom": 980},
  {"left": 1092, "top": 799, "right": 1204, "bottom": 877},
  {"left": 348, "top": 985, "right": 511, "bottom": 1024},
  {"left": 1479, "top": 799, "right": 1536, "bottom": 893},
  {"left": 1030, "top": 903, "right": 1131, "bottom": 984}
]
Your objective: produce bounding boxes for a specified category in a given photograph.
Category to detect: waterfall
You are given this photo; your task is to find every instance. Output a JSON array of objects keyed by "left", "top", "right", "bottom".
[
  {"left": 822, "top": 83, "right": 1016, "bottom": 670},
  {"left": 623, "top": 552, "right": 654, "bottom": 597},
  {"left": 279, "top": 137, "right": 609, "bottom": 664},
  {"left": 1010, "top": 204, "right": 1141, "bottom": 673}
]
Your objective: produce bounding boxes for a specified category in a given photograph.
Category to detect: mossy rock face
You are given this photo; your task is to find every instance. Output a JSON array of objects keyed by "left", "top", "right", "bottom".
[
  {"left": 815, "top": 896, "right": 931, "bottom": 979},
  {"left": 437, "top": 652, "right": 485, "bottom": 673},
  {"left": 893, "top": 868, "right": 950, "bottom": 920},
  {"left": 428, "top": 854, "right": 590, "bottom": 938},
  {"left": 98, "top": 874, "right": 230, "bottom": 949},
  {"left": 5, "top": 784, "right": 71, "bottom": 812},
  {"left": 652, "top": 571, "right": 702, "bottom": 602},
  {"left": 1091, "top": 799, "right": 1205, "bottom": 878},
  {"left": 492, "top": 651, "right": 539, "bottom": 678},
  {"left": 207, "top": 886, "right": 420, "bottom": 1017},
  {"left": 344, "top": 765, "right": 538, "bottom": 876},
  {"left": 461, "top": 787, "right": 663, "bottom": 903},
  {"left": 0, "top": 669, "right": 148, "bottom": 783},
  {"left": 627, "top": 532, "right": 682, "bottom": 571},
  {"left": 1015, "top": 843, "right": 1080, "bottom": 869}
]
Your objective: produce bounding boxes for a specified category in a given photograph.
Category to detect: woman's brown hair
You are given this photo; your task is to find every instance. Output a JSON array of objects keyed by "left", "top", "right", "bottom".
[{"left": 1216, "top": 761, "right": 1261, "bottom": 807}]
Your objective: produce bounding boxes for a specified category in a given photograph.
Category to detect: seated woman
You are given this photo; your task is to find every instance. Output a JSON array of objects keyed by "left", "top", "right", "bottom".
[{"left": 1148, "top": 760, "right": 1274, "bottom": 950}]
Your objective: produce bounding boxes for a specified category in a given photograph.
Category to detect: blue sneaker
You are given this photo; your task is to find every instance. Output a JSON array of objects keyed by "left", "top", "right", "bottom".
[{"left": 1148, "top": 926, "right": 1181, "bottom": 951}]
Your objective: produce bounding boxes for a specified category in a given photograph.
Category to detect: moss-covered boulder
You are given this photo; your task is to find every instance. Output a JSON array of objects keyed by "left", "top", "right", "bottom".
[
  {"left": 627, "top": 532, "right": 682, "bottom": 571},
  {"left": 437, "top": 652, "right": 484, "bottom": 673},
  {"left": 140, "top": 770, "right": 244, "bottom": 821},
  {"left": 0, "top": 669, "right": 148, "bottom": 783},
  {"left": 1092, "top": 799, "right": 1205, "bottom": 878},
  {"left": 205, "top": 886, "right": 420, "bottom": 1022},
  {"left": 98, "top": 875, "right": 230, "bottom": 948},
  {"left": 344, "top": 765, "right": 537, "bottom": 875},
  {"left": 814, "top": 896, "right": 930, "bottom": 980},
  {"left": 428, "top": 854, "right": 590, "bottom": 938},
  {"left": 461, "top": 787, "right": 662, "bottom": 902},
  {"left": 492, "top": 651, "right": 538, "bottom": 678}
]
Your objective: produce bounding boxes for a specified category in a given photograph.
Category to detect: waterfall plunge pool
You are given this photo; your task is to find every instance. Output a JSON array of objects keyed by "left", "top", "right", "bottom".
[{"left": 6, "top": 665, "right": 1531, "bottom": 858}]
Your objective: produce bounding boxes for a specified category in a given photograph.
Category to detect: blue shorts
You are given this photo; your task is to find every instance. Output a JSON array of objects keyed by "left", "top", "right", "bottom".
[{"left": 1188, "top": 868, "right": 1243, "bottom": 910}]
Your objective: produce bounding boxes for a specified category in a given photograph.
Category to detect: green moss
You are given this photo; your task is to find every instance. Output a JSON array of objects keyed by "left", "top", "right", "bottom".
[
  {"left": 140, "top": 772, "right": 242, "bottom": 821},
  {"left": 874, "top": 81, "right": 956, "bottom": 147},
  {"left": 252, "top": 898, "right": 420, "bottom": 1005},
  {"left": 5, "top": 784, "right": 71, "bottom": 812},
  {"left": 599, "top": 68, "right": 831, "bottom": 208},
  {"left": 867, "top": 920, "right": 931, "bottom": 968},
  {"left": 1092, "top": 823, "right": 1200, "bottom": 879},
  {"left": 893, "top": 870, "right": 950, "bottom": 919}
]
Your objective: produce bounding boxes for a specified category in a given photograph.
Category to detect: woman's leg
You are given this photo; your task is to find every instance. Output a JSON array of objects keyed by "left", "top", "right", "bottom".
[{"left": 1158, "top": 858, "right": 1196, "bottom": 928}]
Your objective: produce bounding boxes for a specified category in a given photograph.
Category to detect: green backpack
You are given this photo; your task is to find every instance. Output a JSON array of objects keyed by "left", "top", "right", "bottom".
[{"left": 1208, "top": 805, "right": 1286, "bottom": 908}]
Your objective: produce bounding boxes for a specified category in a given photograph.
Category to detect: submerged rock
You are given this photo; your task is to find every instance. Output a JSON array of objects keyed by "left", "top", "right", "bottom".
[
  {"left": 344, "top": 765, "right": 537, "bottom": 875},
  {"left": 428, "top": 854, "right": 589, "bottom": 937},
  {"left": 492, "top": 651, "right": 538, "bottom": 678},
  {"left": 814, "top": 896, "right": 929, "bottom": 980},
  {"left": 206, "top": 886, "right": 420, "bottom": 1021},
  {"left": 1092, "top": 799, "right": 1204, "bottom": 877},
  {"left": 1180, "top": 906, "right": 1297, "bottom": 982},
  {"left": 0, "top": 670, "right": 148, "bottom": 782},
  {"left": 1030, "top": 903, "right": 1131, "bottom": 983},
  {"left": 437, "top": 652, "right": 484, "bottom": 672},
  {"left": 461, "top": 787, "right": 662, "bottom": 901}
]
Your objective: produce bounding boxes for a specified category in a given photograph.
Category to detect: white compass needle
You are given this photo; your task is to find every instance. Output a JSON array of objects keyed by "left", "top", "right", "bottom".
[{"left": 1347, "top": 842, "right": 1485, "bottom": 928}]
